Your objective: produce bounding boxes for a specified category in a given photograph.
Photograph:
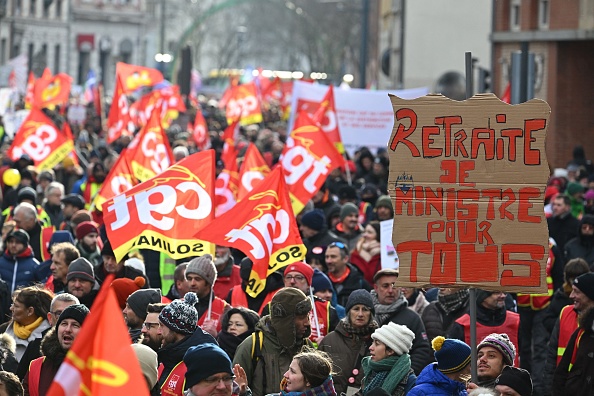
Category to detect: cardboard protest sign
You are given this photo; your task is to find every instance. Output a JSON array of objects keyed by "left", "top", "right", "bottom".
[{"left": 388, "top": 93, "right": 550, "bottom": 293}]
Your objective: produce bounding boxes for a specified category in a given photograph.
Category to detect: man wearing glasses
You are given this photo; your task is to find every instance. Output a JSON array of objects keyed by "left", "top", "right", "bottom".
[
  {"left": 142, "top": 303, "right": 166, "bottom": 352},
  {"left": 183, "top": 343, "right": 251, "bottom": 396},
  {"left": 325, "top": 241, "right": 370, "bottom": 306},
  {"left": 123, "top": 288, "right": 162, "bottom": 343},
  {"left": 372, "top": 268, "right": 432, "bottom": 374}
]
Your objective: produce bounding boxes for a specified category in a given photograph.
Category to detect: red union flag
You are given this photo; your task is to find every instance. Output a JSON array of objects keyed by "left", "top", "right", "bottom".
[
  {"left": 107, "top": 75, "right": 132, "bottom": 144},
  {"left": 128, "top": 110, "right": 174, "bottom": 182},
  {"left": 225, "top": 82, "right": 263, "bottom": 125},
  {"left": 215, "top": 139, "right": 239, "bottom": 217},
  {"left": 196, "top": 166, "right": 306, "bottom": 297},
  {"left": 104, "top": 150, "right": 216, "bottom": 262},
  {"left": 93, "top": 150, "right": 135, "bottom": 211},
  {"left": 33, "top": 73, "right": 72, "bottom": 109},
  {"left": 24, "top": 71, "right": 35, "bottom": 109},
  {"left": 312, "top": 85, "right": 344, "bottom": 153},
  {"left": 46, "top": 275, "right": 149, "bottom": 396},
  {"left": 7, "top": 108, "right": 74, "bottom": 171},
  {"left": 191, "top": 110, "right": 211, "bottom": 150},
  {"left": 238, "top": 143, "right": 270, "bottom": 201},
  {"left": 116, "top": 62, "right": 164, "bottom": 94},
  {"left": 280, "top": 111, "right": 345, "bottom": 214}
]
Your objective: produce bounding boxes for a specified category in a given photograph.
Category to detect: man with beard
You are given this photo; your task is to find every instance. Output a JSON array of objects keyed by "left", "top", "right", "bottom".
[
  {"left": 80, "top": 162, "right": 106, "bottom": 208},
  {"left": 23, "top": 304, "right": 89, "bottom": 395},
  {"left": 157, "top": 293, "right": 216, "bottom": 395},
  {"left": 66, "top": 257, "right": 100, "bottom": 309},
  {"left": 59, "top": 194, "right": 85, "bottom": 234},
  {"left": 74, "top": 221, "right": 101, "bottom": 266},
  {"left": 123, "top": 288, "right": 162, "bottom": 343},
  {"left": 212, "top": 246, "right": 241, "bottom": 300},
  {"left": 0, "top": 229, "right": 39, "bottom": 293},
  {"left": 374, "top": 195, "right": 394, "bottom": 221},
  {"left": 564, "top": 214, "right": 594, "bottom": 265},
  {"left": 185, "top": 254, "right": 230, "bottom": 336},
  {"left": 371, "top": 268, "right": 432, "bottom": 374},
  {"left": 332, "top": 203, "right": 362, "bottom": 251},
  {"left": 141, "top": 303, "right": 166, "bottom": 352},
  {"left": 475, "top": 333, "right": 517, "bottom": 390},
  {"left": 450, "top": 290, "right": 520, "bottom": 366},
  {"left": 324, "top": 241, "right": 370, "bottom": 306},
  {"left": 96, "top": 240, "right": 148, "bottom": 286},
  {"left": 233, "top": 287, "right": 313, "bottom": 395}
]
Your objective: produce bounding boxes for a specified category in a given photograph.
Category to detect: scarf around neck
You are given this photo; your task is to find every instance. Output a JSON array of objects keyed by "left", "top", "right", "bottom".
[
  {"left": 13, "top": 316, "right": 43, "bottom": 339},
  {"left": 341, "top": 317, "right": 379, "bottom": 337},
  {"left": 280, "top": 375, "right": 337, "bottom": 396},
  {"left": 438, "top": 289, "right": 469, "bottom": 315},
  {"left": 371, "top": 291, "right": 407, "bottom": 325},
  {"left": 361, "top": 353, "right": 411, "bottom": 395}
]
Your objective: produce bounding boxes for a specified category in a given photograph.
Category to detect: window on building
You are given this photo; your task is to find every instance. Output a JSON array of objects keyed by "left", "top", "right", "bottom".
[
  {"left": 539, "top": 0, "right": 549, "bottom": 28},
  {"left": 54, "top": 44, "right": 60, "bottom": 72},
  {"left": 43, "top": 0, "right": 49, "bottom": 18},
  {"left": 510, "top": 0, "right": 521, "bottom": 31},
  {"left": 13, "top": 0, "right": 21, "bottom": 16},
  {"left": 0, "top": 39, "right": 6, "bottom": 65},
  {"left": 29, "top": 0, "right": 36, "bottom": 17},
  {"left": 27, "top": 42, "right": 33, "bottom": 71},
  {"left": 56, "top": 0, "right": 62, "bottom": 18}
]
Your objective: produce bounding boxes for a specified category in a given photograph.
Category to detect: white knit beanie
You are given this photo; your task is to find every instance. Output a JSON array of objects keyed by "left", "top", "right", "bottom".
[{"left": 372, "top": 322, "right": 415, "bottom": 356}]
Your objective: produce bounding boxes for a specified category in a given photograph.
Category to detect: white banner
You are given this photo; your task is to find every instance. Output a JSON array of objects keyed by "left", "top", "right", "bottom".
[
  {"left": 289, "top": 81, "right": 429, "bottom": 156},
  {"left": 380, "top": 219, "right": 399, "bottom": 270}
]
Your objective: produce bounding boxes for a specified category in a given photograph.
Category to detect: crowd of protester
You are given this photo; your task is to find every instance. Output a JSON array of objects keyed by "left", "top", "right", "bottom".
[{"left": 0, "top": 98, "right": 592, "bottom": 396}]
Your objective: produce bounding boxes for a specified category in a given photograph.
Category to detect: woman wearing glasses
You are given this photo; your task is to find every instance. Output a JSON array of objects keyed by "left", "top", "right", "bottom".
[
  {"left": 319, "top": 290, "right": 378, "bottom": 395},
  {"left": 350, "top": 221, "right": 382, "bottom": 285},
  {"left": 217, "top": 307, "right": 260, "bottom": 360}
]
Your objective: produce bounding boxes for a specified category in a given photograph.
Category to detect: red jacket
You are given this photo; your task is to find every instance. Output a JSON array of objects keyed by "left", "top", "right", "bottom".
[{"left": 350, "top": 250, "right": 381, "bottom": 286}]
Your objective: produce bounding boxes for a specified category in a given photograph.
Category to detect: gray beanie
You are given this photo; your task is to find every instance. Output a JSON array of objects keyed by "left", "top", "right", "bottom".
[
  {"left": 67, "top": 257, "right": 95, "bottom": 283},
  {"left": 345, "top": 289, "right": 374, "bottom": 314},
  {"left": 127, "top": 288, "right": 162, "bottom": 321},
  {"left": 340, "top": 203, "right": 359, "bottom": 221},
  {"left": 186, "top": 254, "right": 217, "bottom": 286}
]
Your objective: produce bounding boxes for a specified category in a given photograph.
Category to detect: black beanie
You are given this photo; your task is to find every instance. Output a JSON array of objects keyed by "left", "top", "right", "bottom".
[
  {"left": 345, "top": 289, "right": 374, "bottom": 314},
  {"left": 56, "top": 304, "right": 90, "bottom": 330},
  {"left": 574, "top": 272, "right": 594, "bottom": 302},
  {"left": 7, "top": 229, "right": 29, "bottom": 245},
  {"left": 184, "top": 343, "right": 232, "bottom": 388},
  {"left": 494, "top": 366, "right": 533, "bottom": 396},
  {"left": 300, "top": 209, "right": 325, "bottom": 231},
  {"left": 127, "top": 288, "right": 162, "bottom": 321}
]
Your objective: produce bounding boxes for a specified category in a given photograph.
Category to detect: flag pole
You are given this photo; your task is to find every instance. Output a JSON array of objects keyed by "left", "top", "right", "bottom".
[
  {"left": 343, "top": 152, "right": 352, "bottom": 186},
  {"left": 309, "top": 287, "right": 321, "bottom": 339},
  {"left": 465, "top": 51, "right": 478, "bottom": 384}
]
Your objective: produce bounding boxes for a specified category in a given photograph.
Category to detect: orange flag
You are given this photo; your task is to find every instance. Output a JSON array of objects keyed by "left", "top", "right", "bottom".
[
  {"left": 104, "top": 150, "right": 216, "bottom": 262},
  {"left": 61, "top": 122, "right": 80, "bottom": 166},
  {"left": 237, "top": 143, "right": 270, "bottom": 201},
  {"left": 92, "top": 149, "right": 135, "bottom": 211},
  {"left": 312, "top": 85, "right": 344, "bottom": 153},
  {"left": 46, "top": 275, "right": 149, "bottom": 396},
  {"left": 196, "top": 166, "right": 306, "bottom": 297},
  {"left": 115, "top": 62, "right": 164, "bottom": 94},
  {"left": 224, "top": 82, "right": 263, "bottom": 125},
  {"left": 7, "top": 108, "right": 74, "bottom": 171},
  {"left": 191, "top": 109, "right": 211, "bottom": 151},
  {"left": 280, "top": 111, "right": 346, "bottom": 214},
  {"left": 33, "top": 73, "right": 72, "bottom": 110},
  {"left": 107, "top": 75, "right": 132, "bottom": 144}
]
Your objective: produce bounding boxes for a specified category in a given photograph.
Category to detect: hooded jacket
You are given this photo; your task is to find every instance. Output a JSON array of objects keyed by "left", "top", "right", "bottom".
[
  {"left": 0, "top": 246, "right": 40, "bottom": 293},
  {"left": 233, "top": 316, "right": 313, "bottom": 396},
  {"left": 407, "top": 363, "right": 468, "bottom": 396}
]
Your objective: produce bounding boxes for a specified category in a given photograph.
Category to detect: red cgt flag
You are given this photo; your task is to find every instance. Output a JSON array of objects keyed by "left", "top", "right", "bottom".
[
  {"left": 280, "top": 111, "right": 345, "bottom": 214},
  {"left": 115, "top": 62, "right": 164, "bottom": 94},
  {"left": 191, "top": 109, "right": 211, "bottom": 151},
  {"left": 24, "top": 71, "right": 35, "bottom": 109},
  {"left": 104, "top": 150, "right": 216, "bottom": 262},
  {"left": 7, "top": 108, "right": 74, "bottom": 171},
  {"left": 46, "top": 275, "right": 149, "bottom": 396},
  {"left": 237, "top": 143, "right": 270, "bottom": 201},
  {"left": 92, "top": 149, "right": 135, "bottom": 211},
  {"left": 312, "top": 85, "right": 344, "bottom": 153},
  {"left": 196, "top": 166, "right": 306, "bottom": 297},
  {"left": 215, "top": 139, "right": 239, "bottom": 217},
  {"left": 224, "top": 82, "right": 263, "bottom": 126},
  {"left": 107, "top": 75, "right": 132, "bottom": 144}
]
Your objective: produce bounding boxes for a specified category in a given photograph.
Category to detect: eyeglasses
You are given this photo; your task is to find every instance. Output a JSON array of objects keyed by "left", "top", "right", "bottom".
[
  {"left": 285, "top": 275, "right": 306, "bottom": 282},
  {"left": 51, "top": 310, "right": 63, "bottom": 317},
  {"left": 202, "top": 375, "right": 235, "bottom": 386},
  {"left": 142, "top": 322, "right": 161, "bottom": 330}
]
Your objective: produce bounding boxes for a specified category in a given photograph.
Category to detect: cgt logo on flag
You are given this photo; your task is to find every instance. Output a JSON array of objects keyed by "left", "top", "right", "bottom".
[{"left": 104, "top": 150, "right": 215, "bottom": 262}]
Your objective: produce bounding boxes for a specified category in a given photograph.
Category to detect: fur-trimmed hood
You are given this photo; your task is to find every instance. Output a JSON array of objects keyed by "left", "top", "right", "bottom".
[
  {"left": 40, "top": 327, "right": 67, "bottom": 365},
  {"left": 579, "top": 305, "right": 594, "bottom": 333},
  {"left": 0, "top": 333, "right": 15, "bottom": 354}
]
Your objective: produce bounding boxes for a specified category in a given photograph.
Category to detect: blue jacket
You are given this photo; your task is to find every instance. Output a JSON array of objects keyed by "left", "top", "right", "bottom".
[
  {"left": 407, "top": 363, "right": 468, "bottom": 396},
  {"left": 0, "top": 246, "right": 40, "bottom": 293}
]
